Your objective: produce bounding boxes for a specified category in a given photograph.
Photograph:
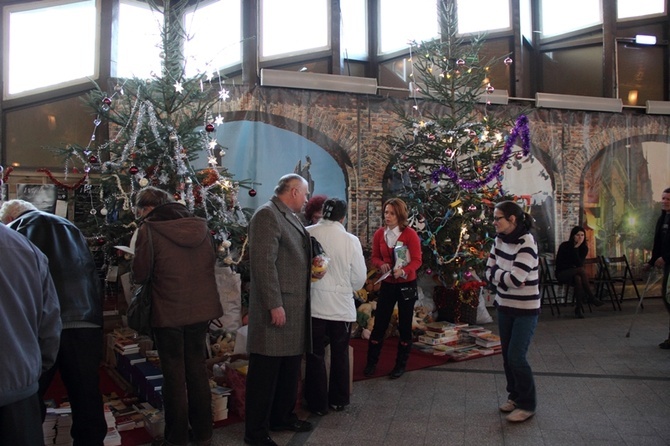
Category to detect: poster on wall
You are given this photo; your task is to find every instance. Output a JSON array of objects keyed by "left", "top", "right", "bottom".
[{"left": 16, "top": 184, "right": 68, "bottom": 218}]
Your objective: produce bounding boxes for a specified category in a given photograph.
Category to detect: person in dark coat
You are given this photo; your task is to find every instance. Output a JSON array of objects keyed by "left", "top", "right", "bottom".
[
  {"left": 132, "top": 186, "right": 223, "bottom": 446},
  {"left": 0, "top": 199, "right": 106, "bottom": 445},
  {"left": 244, "top": 174, "right": 314, "bottom": 446},
  {"left": 644, "top": 187, "right": 670, "bottom": 349}
]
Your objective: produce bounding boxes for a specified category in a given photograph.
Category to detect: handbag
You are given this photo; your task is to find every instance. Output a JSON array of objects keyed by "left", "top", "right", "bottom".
[
  {"left": 127, "top": 226, "right": 154, "bottom": 337},
  {"left": 311, "top": 236, "right": 325, "bottom": 257}
]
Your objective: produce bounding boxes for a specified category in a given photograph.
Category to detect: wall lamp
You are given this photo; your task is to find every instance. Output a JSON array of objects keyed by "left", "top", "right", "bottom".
[
  {"left": 646, "top": 100, "right": 670, "bottom": 115},
  {"left": 535, "top": 92, "right": 623, "bottom": 113},
  {"left": 260, "top": 68, "right": 378, "bottom": 95},
  {"left": 408, "top": 82, "right": 509, "bottom": 104}
]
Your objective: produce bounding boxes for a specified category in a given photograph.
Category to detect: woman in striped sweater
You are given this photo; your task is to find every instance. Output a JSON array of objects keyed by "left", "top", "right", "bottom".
[{"left": 485, "top": 201, "right": 540, "bottom": 423}]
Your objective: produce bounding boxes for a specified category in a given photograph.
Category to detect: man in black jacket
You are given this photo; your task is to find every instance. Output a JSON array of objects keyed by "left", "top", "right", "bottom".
[
  {"left": 644, "top": 187, "right": 670, "bottom": 349},
  {"left": 0, "top": 199, "right": 107, "bottom": 445}
]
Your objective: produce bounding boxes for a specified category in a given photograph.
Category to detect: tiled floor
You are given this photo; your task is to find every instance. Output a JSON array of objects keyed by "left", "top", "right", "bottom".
[{"left": 151, "top": 296, "right": 670, "bottom": 446}]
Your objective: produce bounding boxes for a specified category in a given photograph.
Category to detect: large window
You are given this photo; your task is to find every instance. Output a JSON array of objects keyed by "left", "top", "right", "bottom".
[
  {"left": 540, "top": 0, "right": 601, "bottom": 37},
  {"left": 184, "top": 0, "right": 242, "bottom": 77},
  {"left": 3, "top": 0, "right": 99, "bottom": 100},
  {"left": 379, "top": 0, "right": 439, "bottom": 54},
  {"left": 115, "top": 0, "right": 163, "bottom": 79},
  {"left": 260, "top": 0, "right": 329, "bottom": 60},
  {"left": 340, "top": 0, "right": 367, "bottom": 60},
  {"left": 457, "top": 0, "right": 511, "bottom": 35},
  {"left": 618, "top": 0, "right": 665, "bottom": 20}
]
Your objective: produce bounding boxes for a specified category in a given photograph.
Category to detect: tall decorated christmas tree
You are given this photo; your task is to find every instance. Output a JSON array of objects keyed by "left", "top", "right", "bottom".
[
  {"left": 386, "top": 1, "right": 530, "bottom": 291},
  {"left": 55, "top": 0, "right": 248, "bottom": 269}
]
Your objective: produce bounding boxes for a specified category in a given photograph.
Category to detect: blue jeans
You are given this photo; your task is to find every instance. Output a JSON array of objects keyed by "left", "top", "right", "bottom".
[
  {"left": 153, "top": 322, "right": 212, "bottom": 446},
  {"left": 497, "top": 310, "right": 538, "bottom": 412}
]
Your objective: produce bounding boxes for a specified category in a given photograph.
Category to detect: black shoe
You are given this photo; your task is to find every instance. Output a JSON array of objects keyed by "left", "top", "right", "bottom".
[
  {"left": 269, "top": 420, "right": 313, "bottom": 432},
  {"left": 329, "top": 404, "right": 345, "bottom": 412},
  {"left": 389, "top": 366, "right": 405, "bottom": 379},
  {"left": 244, "top": 436, "right": 278, "bottom": 446},
  {"left": 363, "top": 363, "right": 376, "bottom": 377},
  {"left": 659, "top": 339, "right": 670, "bottom": 349},
  {"left": 575, "top": 308, "right": 585, "bottom": 319}
]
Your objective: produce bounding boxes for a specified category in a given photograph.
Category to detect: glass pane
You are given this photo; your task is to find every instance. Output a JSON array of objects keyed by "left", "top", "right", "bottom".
[
  {"left": 4, "top": 95, "right": 94, "bottom": 169},
  {"left": 541, "top": 46, "right": 603, "bottom": 96},
  {"left": 457, "top": 0, "right": 511, "bottom": 34},
  {"left": 5, "top": 0, "right": 97, "bottom": 97},
  {"left": 618, "top": 0, "right": 665, "bottom": 19},
  {"left": 379, "top": 0, "right": 439, "bottom": 54},
  {"left": 541, "top": 0, "right": 601, "bottom": 37},
  {"left": 341, "top": 0, "right": 367, "bottom": 59},
  {"left": 261, "top": 0, "right": 329, "bottom": 59},
  {"left": 184, "top": 0, "right": 241, "bottom": 77},
  {"left": 116, "top": 0, "right": 163, "bottom": 79}
]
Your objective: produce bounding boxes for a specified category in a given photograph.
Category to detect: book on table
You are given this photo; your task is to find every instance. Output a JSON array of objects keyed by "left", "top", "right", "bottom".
[{"left": 475, "top": 333, "right": 501, "bottom": 348}]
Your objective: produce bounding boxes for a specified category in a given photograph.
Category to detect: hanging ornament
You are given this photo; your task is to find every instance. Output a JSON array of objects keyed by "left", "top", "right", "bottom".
[
  {"left": 129, "top": 166, "right": 139, "bottom": 174},
  {"left": 504, "top": 57, "right": 513, "bottom": 66},
  {"left": 485, "top": 84, "right": 495, "bottom": 94},
  {"left": 408, "top": 166, "right": 416, "bottom": 173},
  {"left": 90, "top": 208, "right": 97, "bottom": 215},
  {"left": 101, "top": 97, "right": 112, "bottom": 111},
  {"left": 89, "top": 155, "right": 98, "bottom": 164},
  {"left": 515, "top": 152, "right": 524, "bottom": 159},
  {"left": 205, "top": 123, "right": 215, "bottom": 133},
  {"left": 456, "top": 59, "right": 465, "bottom": 66},
  {"left": 139, "top": 178, "right": 149, "bottom": 187},
  {"left": 468, "top": 205, "right": 477, "bottom": 212},
  {"left": 248, "top": 188, "right": 257, "bottom": 197},
  {"left": 425, "top": 269, "right": 432, "bottom": 275}
]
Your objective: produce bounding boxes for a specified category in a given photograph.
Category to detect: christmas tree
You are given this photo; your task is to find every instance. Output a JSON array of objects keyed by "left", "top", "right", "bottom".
[
  {"left": 55, "top": 0, "right": 249, "bottom": 269},
  {"left": 386, "top": 1, "right": 530, "bottom": 289}
]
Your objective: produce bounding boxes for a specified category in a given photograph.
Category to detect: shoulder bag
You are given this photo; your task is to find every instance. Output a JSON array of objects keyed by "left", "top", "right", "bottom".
[{"left": 127, "top": 226, "right": 154, "bottom": 337}]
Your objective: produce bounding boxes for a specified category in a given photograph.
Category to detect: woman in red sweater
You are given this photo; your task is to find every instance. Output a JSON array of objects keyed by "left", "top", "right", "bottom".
[{"left": 363, "top": 198, "right": 422, "bottom": 379}]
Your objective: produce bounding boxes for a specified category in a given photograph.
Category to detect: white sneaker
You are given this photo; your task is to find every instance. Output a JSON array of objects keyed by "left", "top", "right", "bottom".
[
  {"left": 506, "top": 408, "right": 535, "bottom": 422},
  {"left": 498, "top": 400, "right": 515, "bottom": 413}
]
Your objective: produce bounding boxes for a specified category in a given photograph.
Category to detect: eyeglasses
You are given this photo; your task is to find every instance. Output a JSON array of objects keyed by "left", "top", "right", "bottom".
[{"left": 493, "top": 216, "right": 506, "bottom": 222}]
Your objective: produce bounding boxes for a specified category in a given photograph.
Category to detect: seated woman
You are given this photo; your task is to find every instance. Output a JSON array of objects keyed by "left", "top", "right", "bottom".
[{"left": 555, "top": 226, "right": 604, "bottom": 318}]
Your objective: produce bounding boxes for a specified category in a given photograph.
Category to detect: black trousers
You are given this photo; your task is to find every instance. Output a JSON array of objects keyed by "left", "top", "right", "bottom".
[
  {"left": 0, "top": 392, "right": 43, "bottom": 446},
  {"left": 244, "top": 353, "right": 302, "bottom": 441},
  {"left": 39, "top": 327, "right": 107, "bottom": 446},
  {"left": 304, "top": 317, "right": 351, "bottom": 412},
  {"left": 370, "top": 281, "right": 417, "bottom": 344}
]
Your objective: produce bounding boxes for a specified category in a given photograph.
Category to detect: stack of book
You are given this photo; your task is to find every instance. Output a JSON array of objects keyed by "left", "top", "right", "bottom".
[
  {"left": 475, "top": 333, "right": 501, "bottom": 348},
  {"left": 211, "top": 386, "right": 232, "bottom": 422},
  {"left": 113, "top": 337, "right": 140, "bottom": 356},
  {"left": 417, "top": 322, "right": 459, "bottom": 346}
]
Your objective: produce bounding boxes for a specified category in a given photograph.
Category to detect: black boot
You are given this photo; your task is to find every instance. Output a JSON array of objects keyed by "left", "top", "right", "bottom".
[
  {"left": 575, "top": 306, "right": 585, "bottom": 319},
  {"left": 389, "top": 342, "right": 411, "bottom": 379},
  {"left": 363, "top": 341, "right": 382, "bottom": 377}
]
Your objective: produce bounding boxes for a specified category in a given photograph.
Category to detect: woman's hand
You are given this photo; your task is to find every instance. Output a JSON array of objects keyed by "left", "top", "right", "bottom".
[
  {"left": 393, "top": 268, "right": 406, "bottom": 279},
  {"left": 379, "top": 263, "right": 391, "bottom": 274}
]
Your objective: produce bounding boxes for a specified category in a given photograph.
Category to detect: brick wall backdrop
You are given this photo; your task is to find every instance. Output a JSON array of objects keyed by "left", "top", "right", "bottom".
[{"left": 220, "top": 86, "right": 670, "bottom": 251}]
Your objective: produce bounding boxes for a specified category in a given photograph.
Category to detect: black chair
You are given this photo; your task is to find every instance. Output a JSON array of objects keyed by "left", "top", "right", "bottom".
[
  {"left": 600, "top": 255, "right": 641, "bottom": 307},
  {"left": 539, "top": 256, "right": 561, "bottom": 315},
  {"left": 583, "top": 256, "right": 620, "bottom": 311}
]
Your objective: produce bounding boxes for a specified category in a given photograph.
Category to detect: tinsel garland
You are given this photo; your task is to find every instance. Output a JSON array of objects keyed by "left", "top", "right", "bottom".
[{"left": 430, "top": 114, "right": 530, "bottom": 191}]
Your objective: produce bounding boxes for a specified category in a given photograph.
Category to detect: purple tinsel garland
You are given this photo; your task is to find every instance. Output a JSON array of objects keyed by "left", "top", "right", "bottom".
[{"left": 429, "top": 114, "right": 530, "bottom": 191}]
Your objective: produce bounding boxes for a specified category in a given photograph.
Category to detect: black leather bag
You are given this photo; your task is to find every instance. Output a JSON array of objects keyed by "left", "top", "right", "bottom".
[
  {"left": 127, "top": 226, "right": 154, "bottom": 337},
  {"left": 127, "top": 282, "right": 152, "bottom": 337},
  {"left": 311, "top": 236, "right": 325, "bottom": 257}
]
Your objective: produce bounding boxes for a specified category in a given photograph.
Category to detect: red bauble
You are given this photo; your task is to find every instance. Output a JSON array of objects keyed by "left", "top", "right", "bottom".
[
  {"left": 129, "top": 166, "right": 139, "bottom": 174},
  {"left": 102, "top": 97, "right": 112, "bottom": 105},
  {"left": 89, "top": 155, "right": 98, "bottom": 163},
  {"left": 248, "top": 188, "right": 257, "bottom": 197},
  {"left": 96, "top": 237, "right": 105, "bottom": 246},
  {"left": 205, "top": 123, "right": 215, "bottom": 133}
]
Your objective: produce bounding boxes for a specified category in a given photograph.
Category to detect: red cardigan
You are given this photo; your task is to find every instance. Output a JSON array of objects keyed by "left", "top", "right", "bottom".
[{"left": 371, "top": 226, "right": 422, "bottom": 283}]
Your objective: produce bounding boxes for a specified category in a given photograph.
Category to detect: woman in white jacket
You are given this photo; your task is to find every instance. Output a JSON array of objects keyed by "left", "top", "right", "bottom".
[{"left": 305, "top": 198, "right": 367, "bottom": 415}]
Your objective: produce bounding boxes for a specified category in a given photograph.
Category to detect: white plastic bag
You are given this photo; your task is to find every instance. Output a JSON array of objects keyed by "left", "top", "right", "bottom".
[{"left": 476, "top": 288, "right": 493, "bottom": 324}]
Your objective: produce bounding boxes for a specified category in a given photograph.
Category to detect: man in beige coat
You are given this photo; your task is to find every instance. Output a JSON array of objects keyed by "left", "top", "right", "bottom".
[{"left": 244, "top": 174, "right": 313, "bottom": 446}]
